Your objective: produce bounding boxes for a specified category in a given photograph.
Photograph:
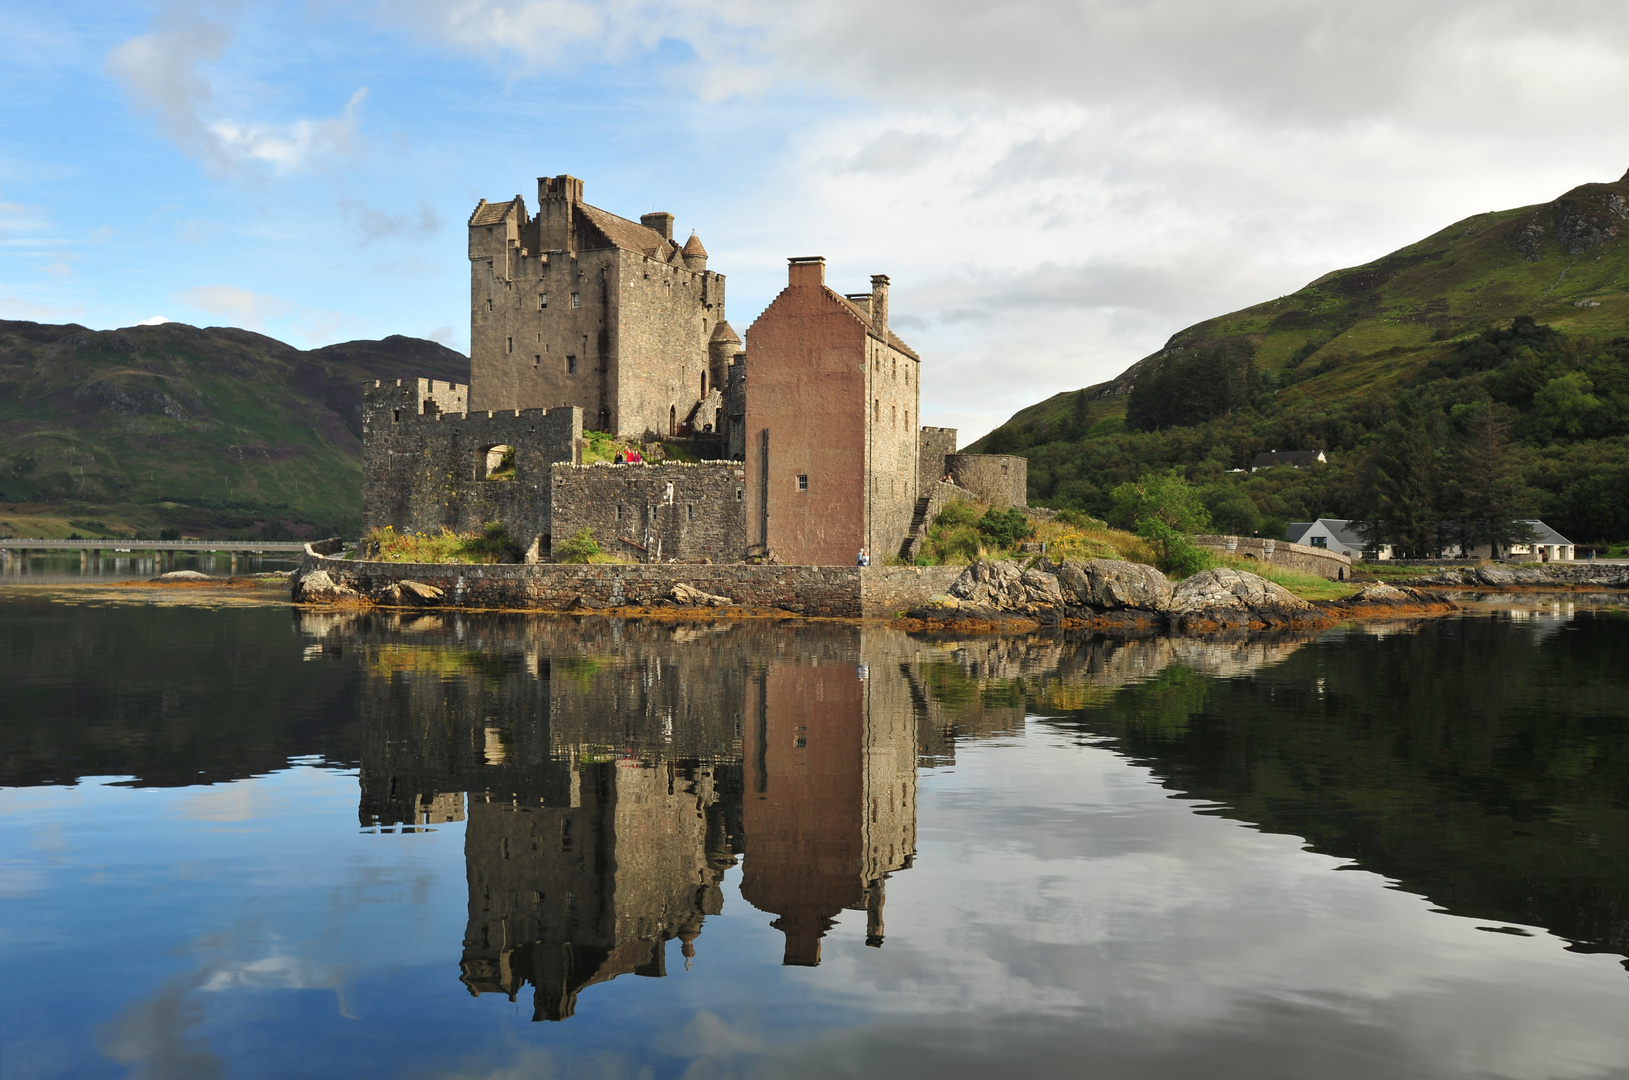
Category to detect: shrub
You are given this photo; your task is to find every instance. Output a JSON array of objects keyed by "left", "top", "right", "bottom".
[
  {"left": 934, "top": 499, "right": 979, "bottom": 529},
  {"left": 555, "top": 527, "right": 605, "bottom": 564},
  {"left": 976, "top": 507, "right": 1036, "bottom": 548},
  {"left": 1139, "top": 519, "right": 1211, "bottom": 577}
]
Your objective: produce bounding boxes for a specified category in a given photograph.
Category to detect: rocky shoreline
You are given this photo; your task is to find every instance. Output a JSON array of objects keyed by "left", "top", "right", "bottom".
[{"left": 897, "top": 558, "right": 1455, "bottom": 634}]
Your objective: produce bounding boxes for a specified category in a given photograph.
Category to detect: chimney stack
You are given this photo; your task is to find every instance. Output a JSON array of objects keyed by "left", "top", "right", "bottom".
[
  {"left": 641, "top": 212, "right": 675, "bottom": 241},
  {"left": 788, "top": 256, "right": 826, "bottom": 289},
  {"left": 870, "top": 274, "right": 890, "bottom": 339}
]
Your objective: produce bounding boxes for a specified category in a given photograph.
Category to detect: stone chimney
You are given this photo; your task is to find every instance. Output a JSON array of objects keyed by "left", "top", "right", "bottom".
[
  {"left": 641, "top": 212, "right": 675, "bottom": 241},
  {"left": 870, "top": 274, "right": 890, "bottom": 339},
  {"left": 788, "top": 256, "right": 825, "bottom": 289},
  {"left": 536, "top": 174, "right": 582, "bottom": 252}
]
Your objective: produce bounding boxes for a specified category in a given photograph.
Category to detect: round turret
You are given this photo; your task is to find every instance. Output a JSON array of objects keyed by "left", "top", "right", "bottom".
[{"left": 681, "top": 232, "right": 708, "bottom": 271}]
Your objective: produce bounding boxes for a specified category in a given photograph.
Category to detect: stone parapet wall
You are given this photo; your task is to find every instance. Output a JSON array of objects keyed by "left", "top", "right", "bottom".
[
  {"left": 918, "top": 427, "right": 958, "bottom": 493},
  {"left": 548, "top": 460, "right": 747, "bottom": 563},
  {"left": 1192, "top": 534, "right": 1353, "bottom": 581},
  {"left": 296, "top": 554, "right": 963, "bottom": 618},
  {"left": 946, "top": 454, "right": 1026, "bottom": 509}
]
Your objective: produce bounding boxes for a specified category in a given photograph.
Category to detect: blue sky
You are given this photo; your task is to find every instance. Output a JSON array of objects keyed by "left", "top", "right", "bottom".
[{"left": 5, "top": 1, "right": 1629, "bottom": 439}]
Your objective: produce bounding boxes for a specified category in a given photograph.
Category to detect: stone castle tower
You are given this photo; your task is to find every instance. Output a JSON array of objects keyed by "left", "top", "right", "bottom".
[{"left": 467, "top": 174, "right": 737, "bottom": 439}]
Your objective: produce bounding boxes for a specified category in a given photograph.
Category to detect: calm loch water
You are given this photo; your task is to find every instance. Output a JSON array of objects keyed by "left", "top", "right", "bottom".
[{"left": 3, "top": 590, "right": 1628, "bottom": 1079}]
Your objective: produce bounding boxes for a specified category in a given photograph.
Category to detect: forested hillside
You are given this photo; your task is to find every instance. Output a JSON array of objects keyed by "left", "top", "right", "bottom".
[
  {"left": 971, "top": 171, "right": 1629, "bottom": 546},
  {"left": 0, "top": 320, "right": 467, "bottom": 540}
]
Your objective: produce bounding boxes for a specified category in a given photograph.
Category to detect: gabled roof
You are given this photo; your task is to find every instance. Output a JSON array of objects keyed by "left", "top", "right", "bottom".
[
  {"left": 1284, "top": 522, "right": 1315, "bottom": 544},
  {"left": 1321, "top": 519, "right": 1374, "bottom": 549},
  {"left": 469, "top": 197, "right": 523, "bottom": 227},
  {"left": 1522, "top": 519, "right": 1573, "bottom": 545},
  {"left": 576, "top": 203, "right": 677, "bottom": 259},
  {"left": 831, "top": 293, "right": 920, "bottom": 360}
]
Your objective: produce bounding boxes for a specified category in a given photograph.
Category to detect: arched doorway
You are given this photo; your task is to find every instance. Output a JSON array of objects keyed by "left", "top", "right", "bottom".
[{"left": 669, "top": 405, "right": 677, "bottom": 436}]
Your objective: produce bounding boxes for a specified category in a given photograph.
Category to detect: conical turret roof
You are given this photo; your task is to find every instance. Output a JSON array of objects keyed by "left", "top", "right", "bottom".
[{"left": 681, "top": 232, "right": 708, "bottom": 257}]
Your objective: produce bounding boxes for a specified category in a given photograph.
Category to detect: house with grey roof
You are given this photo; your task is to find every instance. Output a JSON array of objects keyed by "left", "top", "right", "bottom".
[
  {"left": 1445, "top": 521, "right": 1575, "bottom": 562},
  {"left": 1284, "top": 519, "right": 1392, "bottom": 560},
  {"left": 1252, "top": 449, "right": 1327, "bottom": 471}
]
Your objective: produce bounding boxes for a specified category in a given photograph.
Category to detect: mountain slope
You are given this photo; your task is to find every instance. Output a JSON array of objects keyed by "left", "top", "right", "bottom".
[
  {"left": 970, "top": 170, "right": 1629, "bottom": 544},
  {"left": 0, "top": 320, "right": 467, "bottom": 539}
]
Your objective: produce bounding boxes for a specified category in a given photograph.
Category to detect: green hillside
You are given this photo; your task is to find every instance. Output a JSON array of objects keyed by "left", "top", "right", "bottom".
[
  {"left": 0, "top": 320, "right": 467, "bottom": 540},
  {"left": 972, "top": 170, "right": 1629, "bottom": 547}
]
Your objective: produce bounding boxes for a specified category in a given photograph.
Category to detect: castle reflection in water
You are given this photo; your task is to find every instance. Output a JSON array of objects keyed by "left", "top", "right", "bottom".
[{"left": 319, "top": 615, "right": 1030, "bottom": 1022}]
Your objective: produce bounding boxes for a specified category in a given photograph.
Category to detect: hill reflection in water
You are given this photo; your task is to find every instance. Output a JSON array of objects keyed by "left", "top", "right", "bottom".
[{"left": 307, "top": 605, "right": 1629, "bottom": 1025}]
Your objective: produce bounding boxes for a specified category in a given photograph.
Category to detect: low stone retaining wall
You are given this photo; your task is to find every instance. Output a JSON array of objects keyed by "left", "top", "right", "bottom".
[
  {"left": 294, "top": 549, "right": 962, "bottom": 619},
  {"left": 1192, "top": 535, "right": 1353, "bottom": 581}
]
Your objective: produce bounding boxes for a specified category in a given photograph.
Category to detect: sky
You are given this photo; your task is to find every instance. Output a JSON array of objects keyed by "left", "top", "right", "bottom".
[{"left": 3, "top": 2, "right": 1629, "bottom": 440}]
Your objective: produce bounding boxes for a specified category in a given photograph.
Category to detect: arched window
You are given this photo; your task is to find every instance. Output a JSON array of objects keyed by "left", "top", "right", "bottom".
[{"left": 669, "top": 405, "right": 678, "bottom": 436}]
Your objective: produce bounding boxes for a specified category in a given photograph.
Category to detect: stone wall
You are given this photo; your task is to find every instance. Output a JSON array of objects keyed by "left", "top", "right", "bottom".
[
  {"left": 296, "top": 552, "right": 962, "bottom": 618},
  {"left": 362, "top": 379, "right": 582, "bottom": 550},
  {"left": 548, "top": 461, "right": 748, "bottom": 563},
  {"left": 1192, "top": 534, "right": 1353, "bottom": 581},
  {"left": 918, "top": 427, "right": 958, "bottom": 492},
  {"left": 946, "top": 453, "right": 1027, "bottom": 509}
]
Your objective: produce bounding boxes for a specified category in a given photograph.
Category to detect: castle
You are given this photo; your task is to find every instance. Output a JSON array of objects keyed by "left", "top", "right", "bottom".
[{"left": 363, "top": 174, "right": 1025, "bottom": 564}]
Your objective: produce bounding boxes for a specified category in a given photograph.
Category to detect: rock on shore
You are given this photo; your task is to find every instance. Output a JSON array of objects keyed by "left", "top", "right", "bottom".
[{"left": 911, "top": 558, "right": 1330, "bottom": 633}]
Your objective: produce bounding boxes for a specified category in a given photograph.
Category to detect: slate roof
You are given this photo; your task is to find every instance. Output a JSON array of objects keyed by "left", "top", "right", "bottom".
[
  {"left": 832, "top": 293, "right": 920, "bottom": 361},
  {"left": 681, "top": 232, "right": 707, "bottom": 257},
  {"left": 1252, "top": 449, "right": 1326, "bottom": 469},
  {"left": 709, "top": 320, "right": 741, "bottom": 343},
  {"left": 469, "top": 198, "right": 523, "bottom": 227},
  {"left": 1521, "top": 519, "right": 1573, "bottom": 545},
  {"left": 1284, "top": 522, "right": 1315, "bottom": 544},
  {"left": 576, "top": 203, "right": 677, "bottom": 259}
]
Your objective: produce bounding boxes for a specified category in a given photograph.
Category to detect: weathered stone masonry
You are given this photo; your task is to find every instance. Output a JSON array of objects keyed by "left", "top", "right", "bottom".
[
  {"left": 550, "top": 461, "right": 747, "bottom": 564},
  {"left": 363, "top": 377, "right": 582, "bottom": 549}
]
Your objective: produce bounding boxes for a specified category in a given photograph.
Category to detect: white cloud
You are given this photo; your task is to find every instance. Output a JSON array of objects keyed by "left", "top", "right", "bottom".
[
  {"left": 135, "top": 316, "right": 172, "bottom": 326},
  {"left": 172, "top": 284, "right": 292, "bottom": 330},
  {"left": 106, "top": 10, "right": 367, "bottom": 175},
  {"left": 0, "top": 294, "right": 84, "bottom": 322}
]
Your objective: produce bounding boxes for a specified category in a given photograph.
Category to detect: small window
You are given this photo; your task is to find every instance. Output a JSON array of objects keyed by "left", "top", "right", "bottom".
[
  {"left": 533, "top": 354, "right": 541, "bottom": 367},
  {"left": 616, "top": 504, "right": 623, "bottom": 521},
  {"left": 539, "top": 294, "right": 548, "bottom": 310},
  {"left": 392, "top": 409, "right": 401, "bottom": 423},
  {"left": 735, "top": 488, "right": 743, "bottom": 501},
  {"left": 507, "top": 337, "right": 513, "bottom": 354},
  {"left": 570, "top": 292, "right": 580, "bottom": 309},
  {"left": 567, "top": 355, "right": 577, "bottom": 374},
  {"left": 486, "top": 298, "right": 493, "bottom": 312},
  {"left": 687, "top": 504, "right": 694, "bottom": 521},
  {"left": 1311, "top": 536, "right": 1328, "bottom": 549},
  {"left": 796, "top": 474, "right": 808, "bottom": 491},
  {"left": 874, "top": 399, "right": 880, "bottom": 420}
]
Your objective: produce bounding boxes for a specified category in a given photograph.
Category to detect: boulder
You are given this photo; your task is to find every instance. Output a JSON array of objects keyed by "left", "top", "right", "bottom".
[
  {"left": 293, "top": 568, "right": 360, "bottom": 603},
  {"left": 156, "top": 569, "right": 212, "bottom": 582},
  {"left": 948, "top": 560, "right": 1060, "bottom": 613},
  {"left": 1059, "top": 558, "right": 1173, "bottom": 611},
  {"left": 669, "top": 582, "right": 732, "bottom": 607},
  {"left": 1166, "top": 567, "right": 1319, "bottom": 630},
  {"left": 398, "top": 580, "right": 444, "bottom": 605}
]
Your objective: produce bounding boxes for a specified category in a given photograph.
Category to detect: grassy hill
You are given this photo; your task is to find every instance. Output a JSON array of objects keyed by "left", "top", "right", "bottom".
[
  {"left": 0, "top": 320, "right": 467, "bottom": 540},
  {"left": 971, "top": 170, "right": 1629, "bottom": 545}
]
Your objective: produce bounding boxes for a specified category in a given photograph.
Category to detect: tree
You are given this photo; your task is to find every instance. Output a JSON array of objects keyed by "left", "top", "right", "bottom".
[
  {"left": 1109, "top": 470, "right": 1212, "bottom": 575},
  {"left": 1126, "top": 341, "right": 1259, "bottom": 432},
  {"left": 1446, "top": 406, "right": 1534, "bottom": 556},
  {"left": 1351, "top": 403, "right": 1441, "bottom": 558}
]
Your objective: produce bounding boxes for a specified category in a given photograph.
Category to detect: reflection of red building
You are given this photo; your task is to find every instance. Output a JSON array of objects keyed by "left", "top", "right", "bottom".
[{"left": 740, "top": 656, "right": 917, "bottom": 966}]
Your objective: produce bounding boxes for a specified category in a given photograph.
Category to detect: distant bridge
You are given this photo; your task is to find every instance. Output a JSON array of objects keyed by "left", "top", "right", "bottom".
[{"left": 1, "top": 538, "right": 312, "bottom": 570}]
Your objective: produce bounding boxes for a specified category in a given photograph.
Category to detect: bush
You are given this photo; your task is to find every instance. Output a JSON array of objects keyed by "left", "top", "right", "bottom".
[
  {"left": 934, "top": 500, "right": 978, "bottom": 529},
  {"left": 976, "top": 507, "right": 1036, "bottom": 548},
  {"left": 366, "top": 522, "right": 523, "bottom": 564},
  {"left": 555, "top": 527, "right": 605, "bottom": 564},
  {"left": 1139, "top": 518, "right": 1210, "bottom": 577}
]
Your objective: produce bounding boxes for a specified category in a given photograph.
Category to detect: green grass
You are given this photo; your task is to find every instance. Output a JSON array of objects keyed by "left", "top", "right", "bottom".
[
  {"left": 1201, "top": 554, "right": 1358, "bottom": 601},
  {"left": 363, "top": 523, "right": 522, "bottom": 564}
]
